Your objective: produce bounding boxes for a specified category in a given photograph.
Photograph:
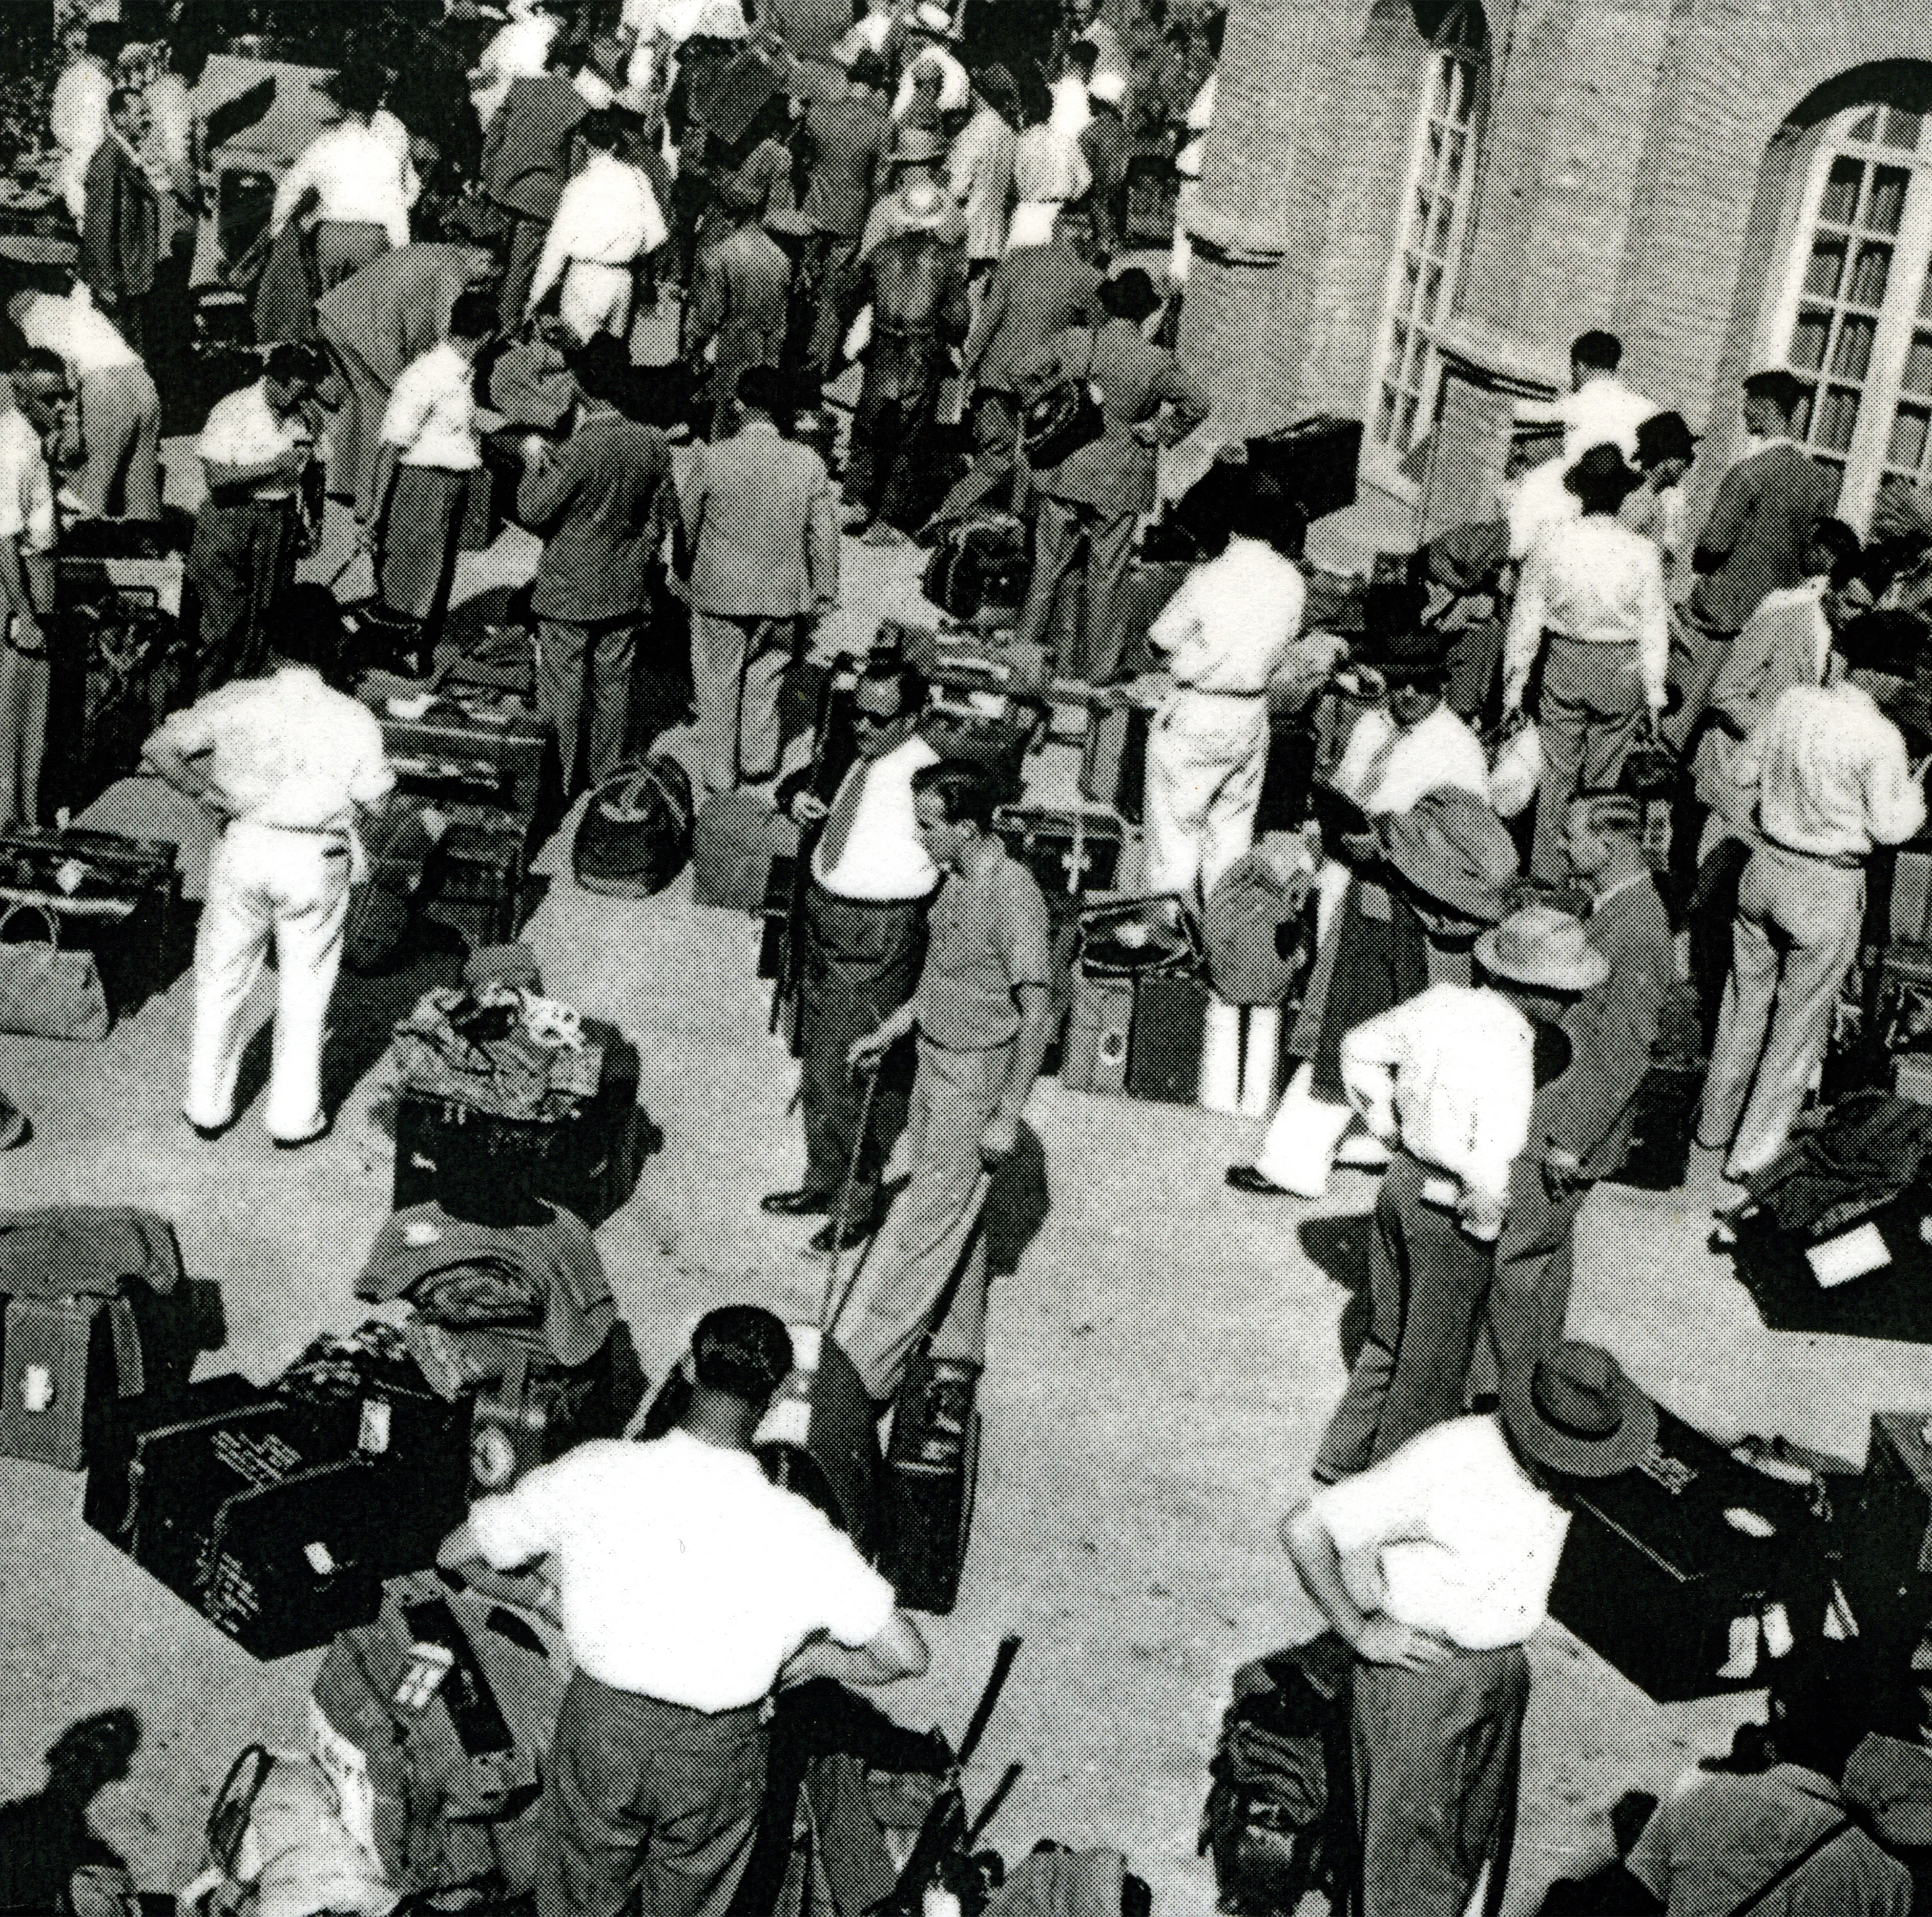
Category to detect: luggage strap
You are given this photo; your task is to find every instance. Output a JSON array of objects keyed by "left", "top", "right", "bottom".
[
  {"left": 591, "top": 760, "right": 691, "bottom": 831},
  {"left": 1715, "top": 1815, "right": 1854, "bottom": 1917}
]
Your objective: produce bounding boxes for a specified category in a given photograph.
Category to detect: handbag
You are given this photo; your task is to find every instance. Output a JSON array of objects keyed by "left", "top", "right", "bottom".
[
  {"left": 0, "top": 901, "right": 110, "bottom": 1039},
  {"left": 1020, "top": 327, "right": 1105, "bottom": 472}
]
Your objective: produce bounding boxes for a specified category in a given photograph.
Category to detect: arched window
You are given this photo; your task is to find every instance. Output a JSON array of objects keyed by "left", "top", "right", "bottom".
[
  {"left": 1368, "top": 0, "right": 1488, "bottom": 464},
  {"left": 1770, "top": 102, "right": 1932, "bottom": 524}
]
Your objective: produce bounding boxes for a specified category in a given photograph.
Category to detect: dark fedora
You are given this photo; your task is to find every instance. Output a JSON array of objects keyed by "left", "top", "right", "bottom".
[
  {"left": 1362, "top": 627, "right": 1452, "bottom": 680},
  {"left": 1383, "top": 787, "right": 1519, "bottom": 924},
  {"left": 1501, "top": 1340, "right": 1657, "bottom": 1478},
  {"left": 1565, "top": 443, "right": 1642, "bottom": 510}
]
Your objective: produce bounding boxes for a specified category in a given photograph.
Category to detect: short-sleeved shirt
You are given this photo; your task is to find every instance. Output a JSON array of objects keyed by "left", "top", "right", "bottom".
[
  {"left": 379, "top": 342, "right": 480, "bottom": 472},
  {"left": 1311, "top": 1414, "right": 1568, "bottom": 1650},
  {"left": 913, "top": 847, "right": 1054, "bottom": 1051},
  {"left": 196, "top": 382, "right": 310, "bottom": 499},
  {"left": 0, "top": 410, "right": 54, "bottom": 557},
  {"left": 468, "top": 1431, "right": 896, "bottom": 1707},
  {"left": 153, "top": 666, "right": 393, "bottom": 831}
]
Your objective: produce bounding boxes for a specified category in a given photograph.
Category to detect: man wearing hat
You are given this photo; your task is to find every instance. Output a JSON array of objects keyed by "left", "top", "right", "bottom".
[
  {"left": 1503, "top": 442, "right": 1671, "bottom": 882},
  {"left": 838, "top": 176, "right": 969, "bottom": 542},
  {"left": 1312, "top": 895, "right": 1588, "bottom": 1484},
  {"left": 686, "top": 173, "right": 793, "bottom": 439},
  {"left": 1284, "top": 1341, "right": 1655, "bottom": 1917},
  {"left": 959, "top": 199, "right": 1103, "bottom": 398},
  {"left": 1623, "top": 409, "right": 1698, "bottom": 577},
  {"left": 792, "top": 50, "right": 892, "bottom": 385},
  {"left": 892, "top": 5, "right": 969, "bottom": 126},
  {"left": 858, "top": 126, "right": 967, "bottom": 259},
  {"left": 1079, "top": 70, "right": 1131, "bottom": 258},
  {"left": 1013, "top": 268, "right": 1208, "bottom": 683},
  {"left": 1491, "top": 795, "right": 1672, "bottom": 1389},
  {"left": 1230, "top": 640, "right": 1490, "bottom": 1199},
  {"left": 526, "top": 108, "right": 667, "bottom": 345}
]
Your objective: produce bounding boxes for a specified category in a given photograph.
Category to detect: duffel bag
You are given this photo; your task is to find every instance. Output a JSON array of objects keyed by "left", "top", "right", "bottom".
[
  {"left": 921, "top": 511, "right": 1030, "bottom": 622},
  {"left": 574, "top": 757, "right": 695, "bottom": 899},
  {"left": 0, "top": 900, "right": 108, "bottom": 1039}
]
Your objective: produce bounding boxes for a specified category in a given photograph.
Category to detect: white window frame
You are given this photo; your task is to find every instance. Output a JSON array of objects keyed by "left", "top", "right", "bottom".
[
  {"left": 1764, "top": 102, "right": 1932, "bottom": 530},
  {"left": 1362, "top": 0, "right": 1488, "bottom": 499}
]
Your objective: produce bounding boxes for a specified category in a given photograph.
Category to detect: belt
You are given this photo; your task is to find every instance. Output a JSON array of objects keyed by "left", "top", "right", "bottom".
[
  {"left": 204, "top": 487, "right": 296, "bottom": 510},
  {"left": 232, "top": 818, "right": 351, "bottom": 839},
  {"left": 1545, "top": 629, "right": 1638, "bottom": 646},
  {"left": 811, "top": 875, "right": 933, "bottom": 908},
  {"left": 1761, "top": 836, "right": 1864, "bottom": 870},
  {"left": 1175, "top": 684, "right": 1268, "bottom": 699}
]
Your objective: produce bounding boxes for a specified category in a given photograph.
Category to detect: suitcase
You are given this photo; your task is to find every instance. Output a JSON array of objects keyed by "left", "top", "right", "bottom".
[
  {"left": 882, "top": 1348, "right": 980, "bottom": 1615},
  {"left": 1080, "top": 692, "right": 1152, "bottom": 822},
  {"left": 1889, "top": 845, "right": 1932, "bottom": 946},
  {"left": 1125, "top": 969, "right": 1210, "bottom": 1104},
  {"left": 83, "top": 1369, "right": 260, "bottom": 1547},
  {"left": 1061, "top": 970, "right": 1133, "bottom": 1095},
  {"left": 0, "top": 826, "right": 180, "bottom": 1021},
  {"left": 421, "top": 804, "right": 534, "bottom": 949},
  {"left": 393, "top": 1021, "right": 652, "bottom": 1228},
  {"left": 198, "top": 1459, "right": 388, "bottom": 1659},
  {"left": 369, "top": 696, "right": 559, "bottom": 857},
  {"left": 993, "top": 807, "right": 1123, "bottom": 908},
  {"left": 1243, "top": 417, "right": 1364, "bottom": 525},
  {"left": 468, "top": 1322, "right": 647, "bottom": 1498},
  {"left": 1609, "top": 1064, "right": 1701, "bottom": 1192},
  {"left": 1839, "top": 1413, "right": 1932, "bottom": 1690},
  {"left": 1545, "top": 1405, "right": 1824, "bottom": 1701},
  {"left": 919, "top": 696, "right": 1037, "bottom": 802},
  {"left": 0, "top": 1295, "right": 102, "bottom": 1470}
]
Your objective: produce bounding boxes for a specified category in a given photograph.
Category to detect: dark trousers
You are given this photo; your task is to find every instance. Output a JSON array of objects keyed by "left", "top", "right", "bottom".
[
  {"left": 189, "top": 499, "right": 298, "bottom": 697},
  {"left": 1015, "top": 492, "right": 1140, "bottom": 684},
  {"left": 798, "top": 880, "right": 927, "bottom": 1209},
  {"left": 500, "top": 211, "right": 549, "bottom": 328},
  {"left": 538, "top": 611, "right": 643, "bottom": 796},
  {"left": 1315, "top": 1151, "right": 1494, "bottom": 1482},
  {"left": 1490, "top": 1154, "right": 1585, "bottom": 1393},
  {"left": 378, "top": 464, "right": 467, "bottom": 637},
  {"left": 1353, "top": 1646, "right": 1527, "bottom": 1917},
  {"left": 1691, "top": 829, "right": 1752, "bottom": 1045},
  {"left": 845, "top": 346, "right": 941, "bottom": 530},
  {"left": 539, "top": 1670, "right": 767, "bottom": 1917},
  {"left": 800, "top": 230, "right": 860, "bottom": 385}
]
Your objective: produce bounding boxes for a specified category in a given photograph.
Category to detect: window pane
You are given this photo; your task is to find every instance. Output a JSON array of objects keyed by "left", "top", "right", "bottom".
[
  {"left": 1904, "top": 332, "right": 1932, "bottom": 394},
  {"left": 1790, "top": 306, "right": 1832, "bottom": 371},
  {"left": 1805, "top": 237, "right": 1848, "bottom": 300},
  {"left": 1832, "top": 313, "right": 1878, "bottom": 379},
  {"left": 1882, "top": 107, "right": 1922, "bottom": 151},
  {"left": 1849, "top": 239, "right": 1893, "bottom": 306},
  {"left": 1868, "top": 165, "right": 1909, "bottom": 235},
  {"left": 1888, "top": 405, "right": 1930, "bottom": 470},
  {"left": 1820, "top": 155, "right": 1864, "bottom": 224},
  {"left": 1815, "top": 384, "right": 1861, "bottom": 453},
  {"left": 1376, "top": 384, "right": 1399, "bottom": 439},
  {"left": 1850, "top": 110, "right": 1879, "bottom": 144}
]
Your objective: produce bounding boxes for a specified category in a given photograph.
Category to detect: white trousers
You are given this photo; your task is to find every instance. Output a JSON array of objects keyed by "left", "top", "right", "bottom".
[
  {"left": 185, "top": 822, "right": 349, "bottom": 1142},
  {"left": 561, "top": 260, "right": 636, "bottom": 343},
  {"left": 1141, "top": 690, "right": 1270, "bottom": 904}
]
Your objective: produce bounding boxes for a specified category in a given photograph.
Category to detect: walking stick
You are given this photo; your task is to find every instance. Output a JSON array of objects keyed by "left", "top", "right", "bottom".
[{"left": 819, "top": 1053, "right": 885, "bottom": 1330}]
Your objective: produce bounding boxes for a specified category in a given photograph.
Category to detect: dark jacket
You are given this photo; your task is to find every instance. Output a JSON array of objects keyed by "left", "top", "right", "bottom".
[
  {"left": 482, "top": 72, "right": 589, "bottom": 223},
  {"left": 687, "top": 222, "right": 793, "bottom": 392},
  {"left": 1687, "top": 441, "right": 1836, "bottom": 637},
  {"left": 1078, "top": 110, "right": 1131, "bottom": 251},
  {"left": 796, "top": 91, "right": 890, "bottom": 239},
  {"left": 81, "top": 135, "right": 159, "bottom": 304},
  {"left": 962, "top": 240, "right": 1104, "bottom": 393},
  {"left": 1537, "top": 869, "right": 1674, "bottom": 1179},
  {"left": 520, "top": 406, "right": 671, "bottom": 623},
  {"left": 1033, "top": 316, "right": 1209, "bottom": 517}
]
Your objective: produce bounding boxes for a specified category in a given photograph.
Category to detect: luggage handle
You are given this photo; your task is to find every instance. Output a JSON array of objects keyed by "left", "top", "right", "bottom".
[
  {"left": 0, "top": 898, "right": 64, "bottom": 951},
  {"left": 0, "top": 882, "right": 136, "bottom": 920},
  {"left": 206, "top": 1744, "right": 276, "bottom": 1876}
]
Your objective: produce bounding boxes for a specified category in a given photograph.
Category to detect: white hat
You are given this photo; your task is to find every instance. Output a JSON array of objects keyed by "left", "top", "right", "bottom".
[
  {"left": 1088, "top": 70, "right": 1127, "bottom": 106},
  {"left": 912, "top": 1, "right": 953, "bottom": 33}
]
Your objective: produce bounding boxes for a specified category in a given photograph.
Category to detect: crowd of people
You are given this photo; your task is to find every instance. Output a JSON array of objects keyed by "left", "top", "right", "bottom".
[{"left": 9, "top": 5, "right": 1932, "bottom": 1917}]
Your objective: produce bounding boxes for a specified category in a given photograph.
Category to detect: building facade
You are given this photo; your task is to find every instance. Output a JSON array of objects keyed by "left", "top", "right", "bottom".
[{"left": 1177, "top": 0, "right": 1932, "bottom": 555}]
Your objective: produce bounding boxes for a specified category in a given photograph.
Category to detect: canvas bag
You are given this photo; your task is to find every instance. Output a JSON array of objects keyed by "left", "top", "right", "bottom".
[{"left": 0, "top": 900, "right": 109, "bottom": 1039}]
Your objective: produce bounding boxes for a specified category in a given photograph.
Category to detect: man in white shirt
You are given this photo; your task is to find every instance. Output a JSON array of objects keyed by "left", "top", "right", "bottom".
[
  {"left": 1503, "top": 444, "right": 1670, "bottom": 881},
  {"left": 186, "top": 344, "right": 326, "bottom": 696},
  {"left": 270, "top": 68, "right": 412, "bottom": 292},
  {"left": 1284, "top": 1341, "right": 1652, "bottom": 1917},
  {"left": 764, "top": 657, "right": 939, "bottom": 1249},
  {"left": 1048, "top": 43, "right": 1095, "bottom": 140},
  {"left": 1699, "top": 676, "right": 1926, "bottom": 1180},
  {"left": 51, "top": 24, "right": 118, "bottom": 223},
  {"left": 1142, "top": 473, "right": 1307, "bottom": 904},
  {"left": 9, "top": 290, "right": 159, "bottom": 524},
  {"left": 438, "top": 1304, "right": 927, "bottom": 1917},
  {"left": 367, "top": 290, "right": 496, "bottom": 676},
  {"left": 1315, "top": 903, "right": 1604, "bottom": 1482},
  {"left": 145, "top": 619, "right": 394, "bottom": 1147},
  {"left": 526, "top": 110, "right": 667, "bottom": 344},
  {"left": 1518, "top": 330, "right": 1659, "bottom": 469},
  {"left": 1007, "top": 106, "right": 1091, "bottom": 251},
  {"left": 0, "top": 356, "right": 66, "bottom": 832},
  {"left": 472, "top": 0, "right": 567, "bottom": 127}
]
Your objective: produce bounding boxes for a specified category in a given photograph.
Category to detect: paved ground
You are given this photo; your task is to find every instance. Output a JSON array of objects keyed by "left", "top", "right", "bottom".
[{"left": 0, "top": 415, "right": 1927, "bottom": 1916}]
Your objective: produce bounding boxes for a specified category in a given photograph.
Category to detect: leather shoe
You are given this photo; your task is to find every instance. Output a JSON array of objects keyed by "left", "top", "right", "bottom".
[
  {"left": 1225, "top": 1164, "right": 1292, "bottom": 1196},
  {"left": 807, "top": 1213, "right": 878, "bottom": 1255},
  {"left": 761, "top": 1187, "right": 835, "bottom": 1217},
  {"left": 270, "top": 1121, "right": 331, "bottom": 1150}
]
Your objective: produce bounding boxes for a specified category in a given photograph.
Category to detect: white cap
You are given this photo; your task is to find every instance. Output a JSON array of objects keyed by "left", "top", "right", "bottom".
[{"left": 1088, "top": 70, "right": 1127, "bottom": 106}]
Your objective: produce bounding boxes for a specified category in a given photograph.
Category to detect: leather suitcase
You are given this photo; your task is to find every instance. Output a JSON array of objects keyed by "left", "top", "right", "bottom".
[
  {"left": 83, "top": 1370, "right": 260, "bottom": 1546},
  {"left": 421, "top": 804, "right": 533, "bottom": 949},
  {"left": 369, "top": 696, "right": 559, "bottom": 857},
  {"left": 1244, "top": 416, "right": 1364, "bottom": 525},
  {"left": 693, "top": 791, "right": 794, "bottom": 912},
  {"left": 1546, "top": 1405, "right": 1823, "bottom": 1701},
  {"left": 994, "top": 806, "right": 1123, "bottom": 908},
  {"left": 393, "top": 1021, "right": 652, "bottom": 1228},
  {"left": 1062, "top": 970, "right": 1133, "bottom": 1095},
  {"left": 1080, "top": 692, "right": 1151, "bottom": 823},
  {"left": 1125, "top": 969, "right": 1209, "bottom": 1104},
  {"left": 1610, "top": 1065, "right": 1701, "bottom": 1192},
  {"left": 0, "top": 826, "right": 180, "bottom": 1021},
  {"left": 198, "top": 1459, "right": 387, "bottom": 1659},
  {"left": 882, "top": 1351, "right": 980, "bottom": 1615}
]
